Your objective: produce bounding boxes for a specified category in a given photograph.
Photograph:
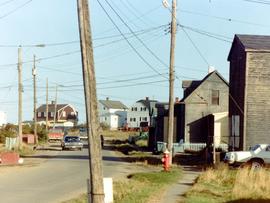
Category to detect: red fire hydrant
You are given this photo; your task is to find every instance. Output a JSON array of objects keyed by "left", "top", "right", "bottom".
[{"left": 161, "top": 149, "right": 170, "bottom": 171}]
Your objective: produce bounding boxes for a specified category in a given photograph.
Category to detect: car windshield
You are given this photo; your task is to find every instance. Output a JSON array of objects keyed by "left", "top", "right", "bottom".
[
  {"left": 250, "top": 144, "right": 260, "bottom": 151},
  {"left": 64, "top": 136, "right": 80, "bottom": 142}
]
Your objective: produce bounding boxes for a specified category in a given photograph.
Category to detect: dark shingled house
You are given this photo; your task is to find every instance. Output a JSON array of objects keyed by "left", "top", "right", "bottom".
[{"left": 228, "top": 34, "right": 270, "bottom": 150}]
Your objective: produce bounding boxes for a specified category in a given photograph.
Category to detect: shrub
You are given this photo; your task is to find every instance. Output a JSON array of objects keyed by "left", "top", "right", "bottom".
[{"left": 100, "top": 122, "right": 110, "bottom": 130}]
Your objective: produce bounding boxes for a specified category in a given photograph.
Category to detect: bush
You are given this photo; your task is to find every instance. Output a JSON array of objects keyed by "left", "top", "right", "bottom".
[{"left": 100, "top": 122, "right": 110, "bottom": 130}]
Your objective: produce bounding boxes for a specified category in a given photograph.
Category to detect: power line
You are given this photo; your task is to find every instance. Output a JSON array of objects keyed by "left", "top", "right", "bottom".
[
  {"left": 103, "top": 0, "right": 170, "bottom": 72},
  {"left": 241, "top": 0, "right": 270, "bottom": 5},
  {"left": 0, "top": 0, "right": 32, "bottom": 20},
  {"left": 181, "top": 27, "right": 210, "bottom": 66},
  {"left": 0, "top": 0, "right": 17, "bottom": 7},
  {"left": 180, "top": 9, "right": 270, "bottom": 28},
  {"left": 96, "top": 0, "right": 167, "bottom": 79}
]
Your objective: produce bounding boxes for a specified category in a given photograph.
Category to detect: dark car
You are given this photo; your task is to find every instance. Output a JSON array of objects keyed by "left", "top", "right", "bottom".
[{"left": 61, "top": 136, "right": 83, "bottom": 150}]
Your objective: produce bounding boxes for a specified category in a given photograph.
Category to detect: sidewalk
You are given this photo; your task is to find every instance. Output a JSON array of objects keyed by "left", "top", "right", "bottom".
[{"left": 159, "top": 165, "right": 201, "bottom": 203}]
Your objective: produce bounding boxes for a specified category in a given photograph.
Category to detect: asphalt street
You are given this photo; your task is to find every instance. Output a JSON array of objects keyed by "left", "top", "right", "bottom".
[{"left": 0, "top": 142, "right": 131, "bottom": 203}]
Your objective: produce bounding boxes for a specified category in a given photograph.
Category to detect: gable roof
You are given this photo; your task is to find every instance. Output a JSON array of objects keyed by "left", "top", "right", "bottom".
[
  {"left": 136, "top": 99, "right": 158, "bottom": 110},
  {"left": 99, "top": 100, "right": 128, "bottom": 109},
  {"left": 181, "top": 70, "right": 229, "bottom": 102},
  {"left": 37, "top": 104, "right": 69, "bottom": 112},
  {"left": 228, "top": 34, "right": 270, "bottom": 60}
]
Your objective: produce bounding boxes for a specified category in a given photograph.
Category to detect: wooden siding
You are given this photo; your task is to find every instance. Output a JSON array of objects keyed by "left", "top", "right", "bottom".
[
  {"left": 229, "top": 41, "right": 246, "bottom": 150},
  {"left": 184, "top": 73, "right": 229, "bottom": 143},
  {"left": 245, "top": 52, "right": 270, "bottom": 148}
]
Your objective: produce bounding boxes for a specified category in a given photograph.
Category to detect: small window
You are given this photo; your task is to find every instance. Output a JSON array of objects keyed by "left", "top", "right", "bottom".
[
  {"left": 212, "top": 90, "right": 219, "bottom": 105},
  {"left": 62, "top": 111, "right": 66, "bottom": 117},
  {"left": 37, "top": 112, "right": 42, "bottom": 117},
  {"left": 139, "top": 117, "right": 141, "bottom": 121},
  {"left": 131, "top": 107, "right": 134, "bottom": 111},
  {"left": 134, "top": 107, "right": 137, "bottom": 111},
  {"left": 133, "top": 118, "right": 136, "bottom": 122},
  {"left": 105, "top": 117, "right": 107, "bottom": 121},
  {"left": 144, "top": 107, "right": 147, "bottom": 111},
  {"left": 140, "top": 107, "right": 143, "bottom": 111},
  {"left": 103, "top": 107, "right": 106, "bottom": 110},
  {"left": 144, "top": 117, "right": 147, "bottom": 121},
  {"left": 50, "top": 112, "right": 55, "bottom": 117}
]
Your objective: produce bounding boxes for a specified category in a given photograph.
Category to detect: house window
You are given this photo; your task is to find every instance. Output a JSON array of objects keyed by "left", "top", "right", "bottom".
[
  {"left": 134, "top": 107, "right": 137, "bottom": 111},
  {"left": 133, "top": 118, "right": 136, "bottom": 122},
  {"left": 144, "top": 117, "right": 147, "bottom": 121},
  {"left": 51, "top": 112, "right": 55, "bottom": 117},
  {"left": 139, "top": 117, "right": 141, "bottom": 121},
  {"left": 212, "top": 90, "right": 219, "bottom": 105},
  {"left": 37, "top": 112, "right": 42, "bottom": 117},
  {"left": 62, "top": 111, "right": 66, "bottom": 117},
  {"left": 140, "top": 107, "right": 143, "bottom": 111},
  {"left": 105, "top": 117, "right": 107, "bottom": 121},
  {"left": 144, "top": 107, "right": 147, "bottom": 111},
  {"left": 103, "top": 107, "right": 106, "bottom": 110}
]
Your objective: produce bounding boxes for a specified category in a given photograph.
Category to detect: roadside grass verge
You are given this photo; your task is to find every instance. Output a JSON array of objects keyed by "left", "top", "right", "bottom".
[
  {"left": 64, "top": 168, "right": 182, "bottom": 203},
  {"left": 114, "top": 168, "right": 181, "bottom": 203},
  {"left": 183, "top": 164, "right": 270, "bottom": 203},
  {"left": 102, "top": 130, "right": 139, "bottom": 140}
]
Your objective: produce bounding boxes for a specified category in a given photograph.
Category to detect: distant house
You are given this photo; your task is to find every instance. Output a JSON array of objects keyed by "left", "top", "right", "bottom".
[
  {"left": 155, "top": 70, "right": 229, "bottom": 146},
  {"left": 228, "top": 34, "right": 270, "bottom": 150},
  {"left": 98, "top": 98, "right": 128, "bottom": 130},
  {"left": 127, "top": 97, "right": 158, "bottom": 128},
  {"left": 36, "top": 102, "right": 78, "bottom": 128},
  {"left": 0, "top": 111, "right": 7, "bottom": 126}
]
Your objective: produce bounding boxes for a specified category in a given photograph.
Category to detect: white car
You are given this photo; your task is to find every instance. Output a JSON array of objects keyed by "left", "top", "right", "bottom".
[{"left": 224, "top": 144, "right": 270, "bottom": 169}]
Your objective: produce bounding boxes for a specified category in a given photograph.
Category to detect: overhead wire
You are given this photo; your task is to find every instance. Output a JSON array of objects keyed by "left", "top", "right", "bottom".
[
  {"left": 96, "top": 0, "right": 168, "bottom": 79},
  {"left": 0, "top": 0, "right": 32, "bottom": 20},
  {"left": 103, "top": 0, "right": 170, "bottom": 73}
]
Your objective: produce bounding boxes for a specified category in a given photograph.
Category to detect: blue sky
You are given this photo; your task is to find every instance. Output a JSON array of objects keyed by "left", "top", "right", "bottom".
[{"left": 0, "top": 0, "right": 269, "bottom": 123}]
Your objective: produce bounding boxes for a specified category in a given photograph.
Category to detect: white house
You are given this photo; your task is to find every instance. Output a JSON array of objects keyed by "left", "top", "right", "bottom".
[
  {"left": 127, "top": 97, "right": 158, "bottom": 128},
  {"left": 98, "top": 98, "right": 128, "bottom": 130},
  {"left": 0, "top": 111, "right": 7, "bottom": 126}
]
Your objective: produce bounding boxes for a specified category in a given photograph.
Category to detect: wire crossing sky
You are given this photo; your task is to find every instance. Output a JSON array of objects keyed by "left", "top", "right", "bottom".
[{"left": 0, "top": 0, "right": 269, "bottom": 123}]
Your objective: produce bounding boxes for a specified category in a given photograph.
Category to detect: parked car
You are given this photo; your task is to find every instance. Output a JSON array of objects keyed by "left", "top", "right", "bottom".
[
  {"left": 224, "top": 144, "right": 270, "bottom": 169},
  {"left": 61, "top": 135, "right": 83, "bottom": 150}
]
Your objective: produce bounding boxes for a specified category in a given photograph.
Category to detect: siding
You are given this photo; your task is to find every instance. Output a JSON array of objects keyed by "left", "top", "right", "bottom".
[
  {"left": 245, "top": 52, "right": 270, "bottom": 148},
  {"left": 184, "top": 73, "right": 229, "bottom": 142}
]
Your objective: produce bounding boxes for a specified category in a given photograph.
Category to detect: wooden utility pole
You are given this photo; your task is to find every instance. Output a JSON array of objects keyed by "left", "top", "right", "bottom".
[
  {"left": 77, "top": 0, "right": 104, "bottom": 202},
  {"left": 167, "top": 0, "right": 177, "bottom": 165},
  {"left": 18, "top": 47, "right": 23, "bottom": 148},
  {"left": 32, "top": 55, "right": 38, "bottom": 145},
  {"left": 53, "top": 85, "right": 58, "bottom": 130},
  {"left": 45, "top": 78, "right": 49, "bottom": 132}
]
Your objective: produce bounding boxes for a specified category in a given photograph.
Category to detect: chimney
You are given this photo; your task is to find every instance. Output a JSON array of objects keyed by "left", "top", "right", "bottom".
[
  {"left": 208, "top": 66, "right": 215, "bottom": 73},
  {"left": 106, "top": 97, "right": 109, "bottom": 101},
  {"left": 51, "top": 101, "right": 55, "bottom": 105},
  {"left": 175, "top": 97, "right": 179, "bottom": 103},
  {"left": 145, "top": 97, "right": 149, "bottom": 101}
]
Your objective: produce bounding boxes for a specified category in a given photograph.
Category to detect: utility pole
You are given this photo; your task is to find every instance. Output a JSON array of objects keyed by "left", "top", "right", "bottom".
[
  {"left": 167, "top": 0, "right": 177, "bottom": 165},
  {"left": 77, "top": 0, "right": 104, "bottom": 202},
  {"left": 32, "top": 55, "right": 38, "bottom": 145},
  {"left": 18, "top": 47, "right": 23, "bottom": 148},
  {"left": 45, "top": 78, "right": 49, "bottom": 132},
  {"left": 53, "top": 85, "right": 57, "bottom": 130}
]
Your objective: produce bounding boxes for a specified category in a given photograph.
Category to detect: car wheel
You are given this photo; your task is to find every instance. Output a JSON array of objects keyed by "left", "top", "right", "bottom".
[{"left": 251, "top": 160, "right": 263, "bottom": 170}]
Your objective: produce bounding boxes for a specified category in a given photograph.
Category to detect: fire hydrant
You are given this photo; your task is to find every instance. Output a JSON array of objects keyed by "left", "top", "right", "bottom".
[{"left": 161, "top": 149, "right": 170, "bottom": 171}]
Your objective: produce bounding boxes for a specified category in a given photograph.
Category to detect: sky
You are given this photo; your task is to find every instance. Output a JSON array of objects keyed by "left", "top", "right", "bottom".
[{"left": 0, "top": 0, "right": 270, "bottom": 123}]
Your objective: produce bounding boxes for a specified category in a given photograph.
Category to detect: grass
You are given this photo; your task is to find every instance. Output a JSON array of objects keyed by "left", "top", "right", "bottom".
[
  {"left": 102, "top": 130, "right": 139, "bottom": 140},
  {"left": 184, "top": 164, "right": 270, "bottom": 203},
  {"left": 64, "top": 169, "right": 182, "bottom": 203}
]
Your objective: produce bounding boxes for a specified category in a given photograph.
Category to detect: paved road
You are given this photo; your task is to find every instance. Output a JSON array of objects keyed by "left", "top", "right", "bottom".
[{"left": 0, "top": 142, "right": 137, "bottom": 203}]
